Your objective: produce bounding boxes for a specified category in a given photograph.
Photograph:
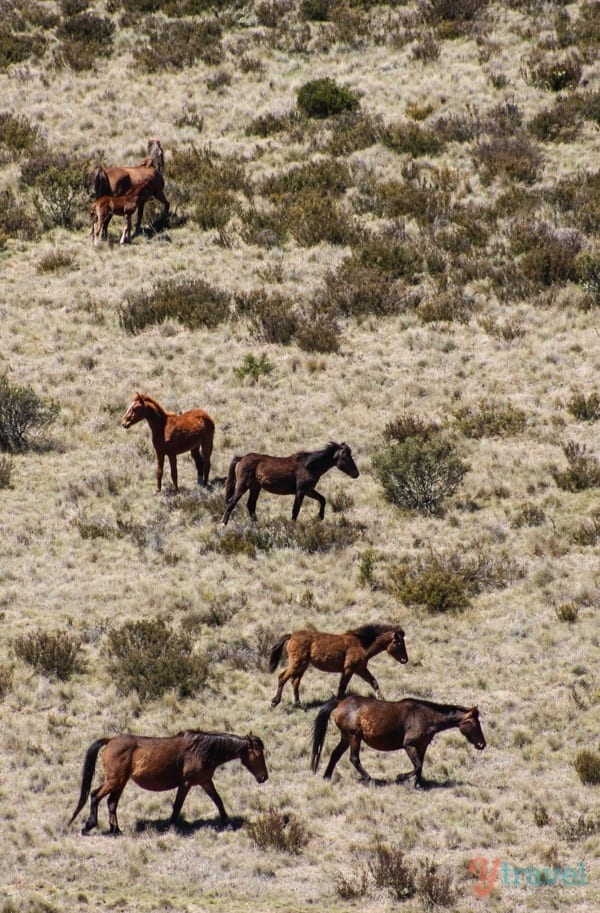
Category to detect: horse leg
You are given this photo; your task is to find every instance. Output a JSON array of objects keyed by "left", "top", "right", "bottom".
[
  {"left": 168, "top": 454, "right": 178, "bottom": 491},
  {"left": 134, "top": 200, "right": 145, "bottom": 235},
  {"left": 154, "top": 189, "right": 170, "bottom": 228},
  {"left": 397, "top": 744, "right": 428, "bottom": 788},
  {"left": 101, "top": 213, "right": 111, "bottom": 241},
  {"left": 246, "top": 482, "right": 261, "bottom": 521},
  {"left": 190, "top": 448, "right": 204, "bottom": 486},
  {"left": 107, "top": 789, "right": 124, "bottom": 835},
  {"left": 222, "top": 483, "right": 248, "bottom": 524},
  {"left": 120, "top": 213, "right": 132, "bottom": 245},
  {"left": 200, "top": 441, "right": 211, "bottom": 485},
  {"left": 81, "top": 785, "right": 105, "bottom": 834},
  {"left": 271, "top": 664, "right": 296, "bottom": 706},
  {"left": 291, "top": 674, "right": 304, "bottom": 704},
  {"left": 200, "top": 779, "right": 229, "bottom": 825},
  {"left": 291, "top": 491, "right": 305, "bottom": 521},
  {"left": 323, "top": 736, "right": 350, "bottom": 779},
  {"left": 304, "top": 488, "right": 326, "bottom": 520},
  {"left": 156, "top": 453, "right": 165, "bottom": 492},
  {"left": 336, "top": 670, "right": 353, "bottom": 699},
  {"left": 169, "top": 782, "right": 191, "bottom": 826},
  {"left": 348, "top": 733, "right": 371, "bottom": 782},
  {"left": 354, "top": 667, "right": 383, "bottom": 699}
]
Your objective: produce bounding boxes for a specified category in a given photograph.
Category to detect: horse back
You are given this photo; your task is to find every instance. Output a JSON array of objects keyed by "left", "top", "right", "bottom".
[
  {"left": 163, "top": 409, "right": 215, "bottom": 452},
  {"left": 306, "top": 631, "right": 350, "bottom": 671},
  {"left": 334, "top": 696, "right": 408, "bottom": 749},
  {"left": 106, "top": 733, "right": 210, "bottom": 791}
]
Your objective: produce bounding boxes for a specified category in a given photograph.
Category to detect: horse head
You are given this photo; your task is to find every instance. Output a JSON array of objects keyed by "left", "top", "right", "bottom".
[
  {"left": 147, "top": 138, "right": 165, "bottom": 172},
  {"left": 121, "top": 392, "right": 147, "bottom": 428},
  {"left": 240, "top": 733, "right": 268, "bottom": 783},
  {"left": 459, "top": 707, "right": 486, "bottom": 751},
  {"left": 387, "top": 627, "right": 408, "bottom": 664},
  {"left": 333, "top": 442, "right": 360, "bottom": 478}
]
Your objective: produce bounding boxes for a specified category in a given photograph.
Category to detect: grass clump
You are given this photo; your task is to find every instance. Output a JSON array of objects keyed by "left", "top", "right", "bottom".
[
  {"left": 0, "top": 374, "right": 60, "bottom": 452},
  {"left": 0, "top": 455, "right": 14, "bottom": 488},
  {"left": 372, "top": 434, "right": 468, "bottom": 514},
  {"left": 454, "top": 400, "right": 527, "bottom": 438},
  {"left": 384, "top": 412, "right": 440, "bottom": 444},
  {"left": 13, "top": 629, "right": 84, "bottom": 680},
  {"left": 234, "top": 353, "right": 274, "bottom": 383},
  {"left": 133, "top": 17, "right": 223, "bottom": 71},
  {"left": 248, "top": 806, "right": 310, "bottom": 853},
  {"left": 118, "top": 278, "right": 230, "bottom": 334},
  {"left": 0, "top": 662, "right": 13, "bottom": 700},
  {"left": 473, "top": 133, "right": 544, "bottom": 185},
  {"left": 417, "top": 858, "right": 455, "bottom": 908},
  {"left": 381, "top": 120, "right": 445, "bottom": 158},
  {"left": 36, "top": 250, "right": 75, "bottom": 273},
  {"left": 106, "top": 617, "right": 208, "bottom": 702},
  {"left": 567, "top": 390, "right": 600, "bottom": 422},
  {"left": 55, "top": 12, "right": 115, "bottom": 70},
  {"left": 555, "top": 602, "right": 579, "bottom": 624},
  {"left": 297, "top": 77, "right": 359, "bottom": 119},
  {"left": 522, "top": 50, "right": 583, "bottom": 92},
  {"left": 551, "top": 442, "right": 600, "bottom": 492},
  {"left": 573, "top": 749, "right": 600, "bottom": 785},
  {"left": 389, "top": 555, "right": 472, "bottom": 613},
  {"left": 368, "top": 842, "right": 416, "bottom": 901},
  {"left": 0, "top": 189, "right": 39, "bottom": 241}
]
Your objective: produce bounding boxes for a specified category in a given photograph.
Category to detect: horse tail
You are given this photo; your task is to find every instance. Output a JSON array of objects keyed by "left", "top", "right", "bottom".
[
  {"left": 224, "top": 455, "right": 242, "bottom": 503},
  {"left": 68, "top": 738, "right": 109, "bottom": 824},
  {"left": 268, "top": 634, "right": 291, "bottom": 673},
  {"left": 89, "top": 165, "right": 111, "bottom": 199},
  {"left": 311, "top": 697, "right": 339, "bottom": 773}
]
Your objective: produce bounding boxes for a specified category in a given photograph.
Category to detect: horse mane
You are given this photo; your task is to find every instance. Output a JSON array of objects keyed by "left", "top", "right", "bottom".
[
  {"left": 303, "top": 441, "right": 341, "bottom": 470},
  {"left": 405, "top": 698, "right": 470, "bottom": 714},
  {"left": 348, "top": 623, "right": 400, "bottom": 647},
  {"left": 184, "top": 730, "right": 249, "bottom": 765},
  {"left": 135, "top": 392, "right": 168, "bottom": 416}
]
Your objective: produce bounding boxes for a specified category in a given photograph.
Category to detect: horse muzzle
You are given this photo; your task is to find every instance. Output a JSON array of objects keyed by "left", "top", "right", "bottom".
[
  {"left": 475, "top": 740, "right": 486, "bottom": 751},
  {"left": 256, "top": 772, "right": 268, "bottom": 783},
  {"left": 121, "top": 420, "right": 131, "bottom": 429}
]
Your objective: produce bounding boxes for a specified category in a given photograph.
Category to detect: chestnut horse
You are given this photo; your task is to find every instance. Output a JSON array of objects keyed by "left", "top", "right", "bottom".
[
  {"left": 221, "top": 441, "right": 359, "bottom": 524},
  {"left": 69, "top": 730, "right": 268, "bottom": 835},
  {"left": 89, "top": 138, "right": 169, "bottom": 235},
  {"left": 311, "top": 695, "right": 486, "bottom": 787},
  {"left": 121, "top": 392, "right": 215, "bottom": 492},
  {"left": 269, "top": 623, "right": 408, "bottom": 706},
  {"left": 90, "top": 177, "right": 155, "bottom": 245}
]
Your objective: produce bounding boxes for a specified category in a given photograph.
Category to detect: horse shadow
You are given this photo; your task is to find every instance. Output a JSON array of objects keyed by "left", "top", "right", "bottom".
[
  {"left": 364, "top": 774, "right": 459, "bottom": 790},
  {"left": 134, "top": 814, "right": 245, "bottom": 836}
]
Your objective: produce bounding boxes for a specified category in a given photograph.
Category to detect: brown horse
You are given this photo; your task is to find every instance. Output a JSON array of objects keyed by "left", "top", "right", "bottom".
[
  {"left": 90, "top": 177, "right": 155, "bottom": 245},
  {"left": 69, "top": 730, "right": 268, "bottom": 835},
  {"left": 269, "top": 624, "right": 408, "bottom": 706},
  {"left": 311, "top": 695, "right": 486, "bottom": 788},
  {"left": 121, "top": 392, "right": 215, "bottom": 492},
  {"left": 221, "top": 441, "right": 359, "bottom": 524},
  {"left": 89, "top": 138, "right": 169, "bottom": 235}
]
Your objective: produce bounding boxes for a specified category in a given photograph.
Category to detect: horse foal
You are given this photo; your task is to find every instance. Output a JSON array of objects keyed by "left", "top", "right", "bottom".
[{"left": 90, "top": 177, "right": 155, "bottom": 245}]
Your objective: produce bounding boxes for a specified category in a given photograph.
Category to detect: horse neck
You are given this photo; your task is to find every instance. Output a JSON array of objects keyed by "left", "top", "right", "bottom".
[
  {"left": 364, "top": 630, "right": 395, "bottom": 659},
  {"left": 142, "top": 399, "right": 168, "bottom": 436},
  {"left": 423, "top": 703, "right": 467, "bottom": 734},
  {"left": 208, "top": 734, "right": 246, "bottom": 767},
  {"left": 305, "top": 446, "right": 337, "bottom": 478}
]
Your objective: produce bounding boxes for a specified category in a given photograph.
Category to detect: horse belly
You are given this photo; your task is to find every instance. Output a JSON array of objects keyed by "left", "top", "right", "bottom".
[
  {"left": 130, "top": 745, "right": 181, "bottom": 791},
  {"left": 363, "top": 733, "right": 405, "bottom": 752},
  {"left": 311, "top": 646, "right": 345, "bottom": 672}
]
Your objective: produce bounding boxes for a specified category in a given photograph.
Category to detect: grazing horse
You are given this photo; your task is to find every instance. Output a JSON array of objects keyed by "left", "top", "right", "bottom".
[
  {"left": 269, "top": 623, "right": 408, "bottom": 706},
  {"left": 121, "top": 392, "right": 215, "bottom": 492},
  {"left": 88, "top": 138, "right": 169, "bottom": 235},
  {"left": 90, "top": 177, "right": 155, "bottom": 245},
  {"left": 311, "top": 695, "right": 486, "bottom": 787},
  {"left": 221, "top": 441, "right": 359, "bottom": 525},
  {"left": 68, "top": 730, "right": 268, "bottom": 835}
]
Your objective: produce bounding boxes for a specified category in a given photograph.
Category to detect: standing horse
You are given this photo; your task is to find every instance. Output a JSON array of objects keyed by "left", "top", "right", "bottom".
[
  {"left": 69, "top": 730, "right": 268, "bottom": 835},
  {"left": 121, "top": 392, "right": 215, "bottom": 492},
  {"left": 269, "top": 623, "right": 408, "bottom": 706},
  {"left": 311, "top": 695, "right": 486, "bottom": 787},
  {"left": 221, "top": 441, "right": 359, "bottom": 524},
  {"left": 90, "top": 177, "right": 155, "bottom": 245},
  {"left": 88, "top": 138, "right": 169, "bottom": 235}
]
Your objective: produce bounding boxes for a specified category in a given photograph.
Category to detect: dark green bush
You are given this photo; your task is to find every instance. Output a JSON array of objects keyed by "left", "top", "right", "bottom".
[
  {"left": 574, "top": 749, "right": 600, "bottom": 785},
  {"left": 0, "top": 112, "right": 43, "bottom": 159},
  {"left": 106, "top": 617, "right": 208, "bottom": 702},
  {"left": 454, "top": 400, "right": 527, "bottom": 438},
  {"left": 248, "top": 806, "right": 310, "bottom": 853},
  {"left": 0, "top": 28, "right": 46, "bottom": 72},
  {"left": 567, "top": 390, "right": 600, "bottom": 422},
  {"left": 384, "top": 412, "right": 440, "bottom": 444},
  {"left": 133, "top": 17, "right": 223, "bottom": 71},
  {"left": 551, "top": 442, "right": 600, "bottom": 491},
  {"left": 118, "top": 278, "right": 231, "bottom": 334},
  {"left": 473, "top": 133, "right": 544, "bottom": 185},
  {"left": 20, "top": 151, "right": 88, "bottom": 228},
  {"left": 523, "top": 50, "right": 583, "bottom": 92},
  {"left": 381, "top": 120, "right": 445, "bottom": 158},
  {"left": 234, "top": 353, "right": 274, "bottom": 383},
  {"left": 0, "top": 189, "right": 39, "bottom": 241},
  {"left": 13, "top": 629, "right": 84, "bottom": 680},
  {"left": 234, "top": 289, "right": 297, "bottom": 344},
  {"left": 297, "top": 77, "right": 359, "bottom": 119},
  {"left": 368, "top": 843, "right": 416, "bottom": 901},
  {"left": 373, "top": 434, "right": 468, "bottom": 513},
  {"left": 55, "top": 12, "right": 115, "bottom": 70},
  {"left": 0, "top": 374, "right": 60, "bottom": 452},
  {"left": 390, "top": 555, "right": 472, "bottom": 613}
]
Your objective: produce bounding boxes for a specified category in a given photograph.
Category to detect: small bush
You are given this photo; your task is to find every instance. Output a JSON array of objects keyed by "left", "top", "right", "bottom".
[
  {"left": 368, "top": 843, "right": 416, "bottom": 901},
  {"left": 55, "top": 12, "right": 115, "bottom": 70},
  {"left": 417, "top": 289, "right": 474, "bottom": 324},
  {"left": 0, "top": 374, "right": 60, "bottom": 452},
  {"left": 567, "top": 390, "right": 600, "bottom": 422},
  {"left": 325, "top": 111, "right": 383, "bottom": 155},
  {"left": 551, "top": 442, "right": 600, "bottom": 492},
  {"left": 118, "top": 278, "right": 231, "bottom": 334},
  {"left": 473, "top": 133, "right": 544, "bottom": 185},
  {"left": 106, "top": 617, "right": 208, "bottom": 702},
  {"left": 13, "top": 629, "right": 84, "bottom": 680},
  {"left": 573, "top": 749, "right": 600, "bottom": 785},
  {"left": 234, "top": 353, "right": 274, "bottom": 383},
  {"left": 317, "top": 261, "right": 405, "bottom": 319},
  {"left": 559, "top": 812, "right": 600, "bottom": 842},
  {"left": 234, "top": 289, "right": 297, "bottom": 344},
  {"left": 381, "top": 120, "right": 445, "bottom": 158},
  {"left": 285, "top": 190, "right": 355, "bottom": 246},
  {"left": 248, "top": 806, "right": 310, "bottom": 853},
  {"left": 570, "top": 510, "right": 600, "bottom": 546},
  {"left": 20, "top": 151, "right": 88, "bottom": 228},
  {"left": 335, "top": 867, "right": 369, "bottom": 899},
  {"left": 390, "top": 556, "right": 472, "bottom": 613},
  {"left": 411, "top": 31, "right": 441, "bottom": 63},
  {"left": 36, "top": 250, "right": 75, "bottom": 273},
  {"left": 417, "top": 859, "right": 455, "bottom": 908},
  {"left": 373, "top": 434, "right": 468, "bottom": 513},
  {"left": 454, "top": 400, "right": 527, "bottom": 438},
  {"left": 0, "top": 455, "right": 14, "bottom": 488},
  {"left": 0, "top": 112, "right": 43, "bottom": 160},
  {"left": 297, "top": 77, "right": 359, "bottom": 119},
  {"left": 528, "top": 97, "right": 583, "bottom": 143},
  {"left": 523, "top": 50, "right": 583, "bottom": 92},
  {"left": 245, "top": 111, "right": 298, "bottom": 138},
  {"left": 384, "top": 412, "right": 440, "bottom": 444},
  {"left": 133, "top": 17, "right": 223, "bottom": 71},
  {"left": 294, "top": 309, "right": 341, "bottom": 354},
  {"left": 512, "top": 502, "right": 546, "bottom": 528},
  {"left": 555, "top": 602, "right": 578, "bottom": 623},
  {"left": 260, "top": 157, "right": 350, "bottom": 199},
  {"left": 0, "top": 662, "right": 13, "bottom": 699},
  {"left": 0, "top": 28, "right": 46, "bottom": 72},
  {"left": 576, "top": 246, "right": 600, "bottom": 304}
]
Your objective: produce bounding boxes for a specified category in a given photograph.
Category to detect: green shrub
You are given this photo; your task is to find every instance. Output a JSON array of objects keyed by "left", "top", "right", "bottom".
[
  {"left": 317, "top": 261, "right": 404, "bottom": 319},
  {"left": 20, "top": 151, "right": 88, "bottom": 228},
  {"left": 55, "top": 12, "right": 115, "bottom": 70},
  {"left": 285, "top": 190, "right": 355, "bottom": 246},
  {"left": 473, "top": 133, "right": 544, "bottom": 185},
  {"left": 523, "top": 50, "right": 583, "bottom": 92},
  {"left": 381, "top": 120, "right": 445, "bottom": 158},
  {"left": 373, "top": 434, "right": 468, "bottom": 513},
  {"left": 106, "top": 617, "right": 208, "bottom": 702},
  {"left": 248, "top": 806, "right": 310, "bottom": 853},
  {"left": 0, "top": 189, "right": 39, "bottom": 240},
  {"left": 297, "top": 77, "right": 359, "bottom": 119},
  {"left": 573, "top": 749, "right": 600, "bottom": 785},
  {"left": 133, "top": 17, "right": 223, "bottom": 71},
  {"left": 118, "top": 278, "right": 231, "bottom": 334},
  {"left": 234, "top": 289, "right": 297, "bottom": 344},
  {"left": 368, "top": 842, "right": 416, "bottom": 901},
  {"left": 513, "top": 223, "right": 582, "bottom": 288},
  {"left": 454, "top": 400, "right": 527, "bottom": 438},
  {"left": 13, "top": 629, "right": 84, "bottom": 680},
  {"left": 567, "top": 390, "right": 600, "bottom": 422},
  {"left": 294, "top": 309, "right": 341, "bottom": 353},
  {"left": 245, "top": 111, "right": 298, "bottom": 138},
  {"left": 260, "top": 157, "right": 350, "bottom": 198},
  {"left": 576, "top": 246, "right": 600, "bottom": 304},
  {"left": 234, "top": 353, "right": 274, "bottom": 383},
  {"left": 0, "top": 112, "right": 43, "bottom": 159},
  {"left": 325, "top": 110, "right": 382, "bottom": 155},
  {"left": 551, "top": 441, "right": 600, "bottom": 492},
  {"left": 0, "top": 374, "right": 60, "bottom": 452},
  {"left": 0, "top": 28, "right": 46, "bottom": 72},
  {"left": 555, "top": 602, "right": 578, "bottom": 623},
  {"left": 384, "top": 412, "right": 440, "bottom": 444},
  {"left": 389, "top": 556, "right": 472, "bottom": 612}
]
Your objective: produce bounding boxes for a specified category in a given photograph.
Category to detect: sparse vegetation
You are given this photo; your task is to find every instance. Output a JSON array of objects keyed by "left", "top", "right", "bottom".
[
  {"left": 248, "top": 806, "right": 310, "bottom": 853},
  {"left": 573, "top": 749, "right": 600, "bottom": 786},
  {"left": 13, "top": 629, "right": 84, "bottom": 680}
]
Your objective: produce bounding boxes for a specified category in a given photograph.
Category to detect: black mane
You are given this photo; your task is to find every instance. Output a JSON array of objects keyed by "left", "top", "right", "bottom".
[{"left": 348, "top": 623, "right": 400, "bottom": 647}]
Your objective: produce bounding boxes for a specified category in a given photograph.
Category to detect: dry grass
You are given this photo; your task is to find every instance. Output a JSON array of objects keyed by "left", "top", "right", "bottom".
[{"left": 0, "top": 2, "right": 599, "bottom": 912}]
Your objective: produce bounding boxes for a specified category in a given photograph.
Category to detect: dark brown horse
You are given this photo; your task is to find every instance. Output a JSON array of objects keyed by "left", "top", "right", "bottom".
[
  {"left": 90, "top": 177, "right": 156, "bottom": 245},
  {"left": 69, "top": 730, "right": 268, "bottom": 835},
  {"left": 221, "top": 441, "right": 359, "bottom": 524},
  {"left": 121, "top": 392, "right": 215, "bottom": 492},
  {"left": 311, "top": 695, "right": 485, "bottom": 787},
  {"left": 269, "top": 624, "right": 408, "bottom": 706},
  {"left": 89, "top": 138, "right": 169, "bottom": 235}
]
